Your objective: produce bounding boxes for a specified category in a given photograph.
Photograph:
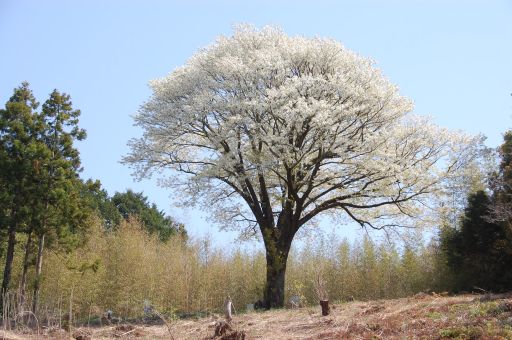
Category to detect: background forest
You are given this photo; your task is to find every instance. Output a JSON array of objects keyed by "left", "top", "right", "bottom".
[{"left": 1, "top": 82, "right": 511, "bottom": 324}]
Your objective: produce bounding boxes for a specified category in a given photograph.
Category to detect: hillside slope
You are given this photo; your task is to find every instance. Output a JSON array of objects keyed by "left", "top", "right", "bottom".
[{"left": 2, "top": 293, "right": 512, "bottom": 339}]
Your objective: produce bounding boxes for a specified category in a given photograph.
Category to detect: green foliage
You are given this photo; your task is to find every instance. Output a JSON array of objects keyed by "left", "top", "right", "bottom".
[
  {"left": 81, "top": 179, "right": 122, "bottom": 230},
  {"left": 37, "top": 218, "right": 263, "bottom": 319},
  {"left": 0, "top": 83, "right": 93, "bottom": 315},
  {"left": 0, "top": 82, "right": 42, "bottom": 232},
  {"left": 0, "top": 84, "right": 188, "bottom": 313},
  {"left": 1, "top": 82, "right": 46, "bottom": 296},
  {"left": 35, "top": 89, "right": 90, "bottom": 243},
  {"left": 437, "top": 129, "right": 512, "bottom": 294},
  {"left": 499, "top": 130, "right": 512, "bottom": 184},
  {"left": 441, "top": 191, "right": 512, "bottom": 292},
  {"left": 287, "top": 234, "right": 441, "bottom": 304},
  {"left": 439, "top": 326, "right": 483, "bottom": 339},
  {"left": 0, "top": 84, "right": 91, "bottom": 250},
  {"left": 492, "top": 130, "right": 512, "bottom": 233},
  {"left": 426, "top": 311, "right": 443, "bottom": 319},
  {"left": 111, "top": 189, "right": 185, "bottom": 241},
  {"left": 79, "top": 182, "right": 187, "bottom": 242},
  {"left": 469, "top": 301, "right": 501, "bottom": 317},
  {"left": 6, "top": 219, "right": 442, "bottom": 321}
]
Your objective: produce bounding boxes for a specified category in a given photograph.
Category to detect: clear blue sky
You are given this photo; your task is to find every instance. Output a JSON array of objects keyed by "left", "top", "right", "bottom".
[{"left": 1, "top": 0, "right": 511, "bottom": 247}]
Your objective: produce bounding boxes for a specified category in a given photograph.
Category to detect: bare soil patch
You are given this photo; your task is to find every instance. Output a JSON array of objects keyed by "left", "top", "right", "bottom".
[{"left": 2, "top": 293, "right": 512, "bottom": 339}]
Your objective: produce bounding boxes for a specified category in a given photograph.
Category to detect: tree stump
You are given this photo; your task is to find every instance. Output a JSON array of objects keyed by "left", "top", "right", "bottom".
[
  {"left": 224, "top": 298, "right": 233, "bottom": 323},
  {"left": 214, "top": 321, "right": 233, "bottom": 336},
  {"left": 320, "top": 300, "right": 330, "bottom": 316}
]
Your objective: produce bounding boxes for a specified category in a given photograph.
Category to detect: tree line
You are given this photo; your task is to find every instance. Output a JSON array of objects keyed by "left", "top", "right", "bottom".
[
  {"left": 3, "top": 217, "right": 445, "bottom": 321},
  {"left": 9, "top": 194, "right": 510, "bottom": 323},
  {"left": 0, "top": 83, "right": 185, "bottom": 315},
  {"left": 439, "top": 130, "right": 512, "bottom": 292},
  {"left": 1, "top": 79, "right": 511, "bottom": 321}
]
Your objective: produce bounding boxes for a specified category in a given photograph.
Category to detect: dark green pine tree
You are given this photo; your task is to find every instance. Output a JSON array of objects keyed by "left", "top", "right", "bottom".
[
  {"left": 499, "top": 131, "right": 512, "bottom": 184},
  {"left": 0, "top": 82, "right": 43, "bottom": 307},
  {"left": 111, "top": 189, "right": 186, "bottom": 241},
  {"left": 492, "top": 130, "right": 512, "bottom": 233},
  {"left": 441, "top": 190, "right": 512, "bottom": 292},
  {"left": 30, "top": 89, "right": 91, "bottom": 313},
  {"left": 81, "top": 179, "right": 122, "bottom": 230}
]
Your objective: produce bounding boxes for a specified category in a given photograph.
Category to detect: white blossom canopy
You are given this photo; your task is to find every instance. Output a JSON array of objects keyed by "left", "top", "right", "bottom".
[{"left": 125, "top": 26, "right": 477, "bottom": 238}]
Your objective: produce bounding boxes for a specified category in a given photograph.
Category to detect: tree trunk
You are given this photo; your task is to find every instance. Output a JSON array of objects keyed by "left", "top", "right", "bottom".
[
  {"left": 32, "top": 233, "right": 45, "bottom": 314},
  {"left": 1, "top": 213, "right": 18, "bottom": 312},
  {"left": 19, "top": 231, "right": 33, "bottom": 306},
  {"left": 263, "top": 245, "right": 290, "bottom": 309}
]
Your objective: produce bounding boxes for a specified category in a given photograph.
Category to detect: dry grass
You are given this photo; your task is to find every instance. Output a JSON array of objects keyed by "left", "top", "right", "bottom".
[{"left": 2, "top": 293, "right": 512, "bottom": 339}]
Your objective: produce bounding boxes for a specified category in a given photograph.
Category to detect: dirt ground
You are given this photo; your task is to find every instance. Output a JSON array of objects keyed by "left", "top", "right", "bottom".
[{"left": 2, "top": 293, "right": 512, "bottom": 339}]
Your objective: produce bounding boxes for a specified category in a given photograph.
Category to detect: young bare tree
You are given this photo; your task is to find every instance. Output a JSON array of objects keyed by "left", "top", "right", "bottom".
[{"left": 125, "top": 26, "right": 478, "bottom": 308}]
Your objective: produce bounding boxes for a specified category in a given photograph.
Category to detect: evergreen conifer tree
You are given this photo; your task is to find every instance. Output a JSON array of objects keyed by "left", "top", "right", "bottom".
[{"left": 0, "top": 83, "right": 42, "bottom": 308}]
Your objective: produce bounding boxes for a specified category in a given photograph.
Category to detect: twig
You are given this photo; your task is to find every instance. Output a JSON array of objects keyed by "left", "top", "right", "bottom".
[
  {"left": 69, "top": 284, "right": 74, "bottom": 334},
  {"left": 473, "top": 286, "right": 488, "bottom": 294},
  {"left": 314, "top": 271, "right": 328, "bottom": 301},
  {"left": 87, "top": 305, "right": 92, "bottom": 328},
  {"left": 120, "top": 328, "right": 136, "bottom": 337},
  {"left": 153, "top": 309, "right": 175, "bottom": 340},
  {"left": 15, "top": 310, "right": 40, "bottom": 336}
]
